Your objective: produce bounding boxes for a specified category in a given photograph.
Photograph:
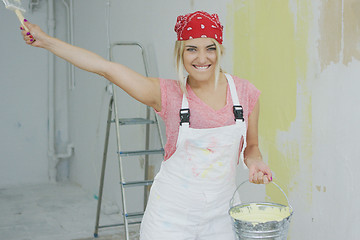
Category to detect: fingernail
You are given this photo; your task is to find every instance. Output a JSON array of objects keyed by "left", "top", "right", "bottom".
[
  {"left": 271, "top": 177, "right": 273, "bottom": 181},
  {"left": 29, "top": 35, "right": 33, "bottom": 38},
  {"left": 20, "top": 26, "right": 24, "bottom": 30},
  {"left": 24, "top": 19, "right": 28, "bottom": 22},
  {"left": 30, "top": 39, "right": 34, "bottom": 42},
  {"left": 27, "top": 32, "right": 30, "bottom": 35}
]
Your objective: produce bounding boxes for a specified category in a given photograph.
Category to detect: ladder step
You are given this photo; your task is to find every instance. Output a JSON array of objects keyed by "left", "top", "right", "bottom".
[
  {"left": 113, "top": 118, "right": 155, "bottom": 125},
  {"left": 119, "top": 149, "right": 164, "bottom": 157},
  {"left": 125, "top": 211, "right": 144, "bottom": 219},
  {"left": 98, "top": 221, "right": 141, "bottom": 229},
  {"left": 122, "top": 180, "right": 153, "bottom": 188}
]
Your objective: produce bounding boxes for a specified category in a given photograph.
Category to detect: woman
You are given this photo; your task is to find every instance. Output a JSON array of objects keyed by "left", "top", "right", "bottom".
[{"left": 21, "top": 11, "right": 272, "bottom": 240}]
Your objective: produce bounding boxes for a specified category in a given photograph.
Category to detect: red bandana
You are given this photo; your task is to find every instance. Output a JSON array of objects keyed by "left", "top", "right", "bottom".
[{"left": 174, "top": 11, "right": 224, "bottom": 44}]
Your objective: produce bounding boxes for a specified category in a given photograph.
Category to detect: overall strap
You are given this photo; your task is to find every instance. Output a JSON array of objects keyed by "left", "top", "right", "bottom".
[
  {"left": 225, "top": 73, "right": 244, "bottom": 122},
  {"left": 179, "top": 94, "right": 190, "bottom": 126}
]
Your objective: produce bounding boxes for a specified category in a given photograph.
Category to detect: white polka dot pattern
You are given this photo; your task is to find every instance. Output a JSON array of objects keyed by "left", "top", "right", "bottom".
[{"left": 174, "top": 11, "right": 224, "bottom": 44}]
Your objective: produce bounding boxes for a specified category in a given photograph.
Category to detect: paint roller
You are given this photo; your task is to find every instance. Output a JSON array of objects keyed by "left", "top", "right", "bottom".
[{"left": 2, "top": 0, "right": 29, "bottom": 32}]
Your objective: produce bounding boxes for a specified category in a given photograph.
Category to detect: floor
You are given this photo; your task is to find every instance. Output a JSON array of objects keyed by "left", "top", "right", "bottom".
[{"left": 0, "top": 182, "right": 140, "bottom": 240}]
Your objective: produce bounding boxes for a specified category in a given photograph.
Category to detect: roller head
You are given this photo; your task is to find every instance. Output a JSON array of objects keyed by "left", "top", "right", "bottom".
[{"left": 2, "top": 0, "right": 26, "bottom": 12}]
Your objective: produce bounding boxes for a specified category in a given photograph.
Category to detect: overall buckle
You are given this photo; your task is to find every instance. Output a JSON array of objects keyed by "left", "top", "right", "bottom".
[
  {"left": 179, "top": 108, "right": 190, "bottom": 125},
  {"left": 233, "top": 105, "right": 244, "bottom": 122}
]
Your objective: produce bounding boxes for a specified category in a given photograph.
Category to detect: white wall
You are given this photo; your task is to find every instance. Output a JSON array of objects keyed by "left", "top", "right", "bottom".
[
  {"left": 0, "top": 0, "right": 77, "bottom": 186},
  {"left": 0, "top": 0, "right": 49, "bottom": 186}
]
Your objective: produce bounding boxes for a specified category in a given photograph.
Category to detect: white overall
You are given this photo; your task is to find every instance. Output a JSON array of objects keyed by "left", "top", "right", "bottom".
[{"left": 140, "top": 74, "right": 246, "bottom": 240}]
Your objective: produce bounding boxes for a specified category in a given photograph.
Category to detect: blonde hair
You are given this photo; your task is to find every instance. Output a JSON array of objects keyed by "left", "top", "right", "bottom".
[{"left": 174, "top": 39, "right": 224, "bottom": 94}]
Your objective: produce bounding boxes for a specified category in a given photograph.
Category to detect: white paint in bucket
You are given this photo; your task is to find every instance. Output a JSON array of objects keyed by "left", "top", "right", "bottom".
[{"left": 230, "top": 202, "right": 291, "bottom": 224}]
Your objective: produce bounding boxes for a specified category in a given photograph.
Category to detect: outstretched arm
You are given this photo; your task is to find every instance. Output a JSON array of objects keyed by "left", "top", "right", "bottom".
[
  {"left": 244, "top": 101, "right": 272, "bottom": 184},
  {"left": 21, "top": 21, "right": 161, "bottom": 111}
]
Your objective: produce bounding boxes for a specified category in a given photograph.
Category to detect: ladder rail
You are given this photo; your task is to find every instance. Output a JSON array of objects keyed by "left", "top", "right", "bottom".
[
  {"left": 110, "top": 41, "right": 150, "bottom": 78},
  {"left": 94, "top": 41, "right": 165, "bottom": 239},
  {"left": 94, "top": 96, "right": 113, "bottom": 238},
  {"left": 112, "top": 82, "right": 130, "bottom": 240}
]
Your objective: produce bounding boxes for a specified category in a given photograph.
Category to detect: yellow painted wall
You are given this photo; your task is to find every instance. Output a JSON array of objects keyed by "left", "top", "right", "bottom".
[{"left": 228, "top": 0, "right": 312, "bottom": 204}]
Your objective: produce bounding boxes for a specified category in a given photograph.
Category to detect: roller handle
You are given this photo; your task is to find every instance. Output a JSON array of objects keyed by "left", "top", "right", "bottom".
[{"left": 14, "top": 9, "right": 29, "bottom": 32}]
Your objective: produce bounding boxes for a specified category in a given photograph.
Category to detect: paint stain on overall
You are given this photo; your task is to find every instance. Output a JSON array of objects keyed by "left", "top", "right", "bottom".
[{"left": 228, "top": 0, "right": 312, "bottom": 205}]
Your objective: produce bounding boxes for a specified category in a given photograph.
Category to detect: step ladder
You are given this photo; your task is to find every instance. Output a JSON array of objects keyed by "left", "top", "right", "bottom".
[{"left": 94, "top": 42, "right": 165, "bottom": 239}]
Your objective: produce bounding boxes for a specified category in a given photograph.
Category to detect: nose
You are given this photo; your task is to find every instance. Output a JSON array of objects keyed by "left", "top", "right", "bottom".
[{"left": 197, "top": 49, "right": 207, "bottom": 64}]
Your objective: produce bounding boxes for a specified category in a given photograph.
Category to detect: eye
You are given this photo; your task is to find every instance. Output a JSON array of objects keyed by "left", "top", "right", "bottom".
[
  {"left": 207, "top": 47, "right": 216, "bottom": 51},
  {"left": 186, "top": 47, "right": 197, "bottom": 52}
]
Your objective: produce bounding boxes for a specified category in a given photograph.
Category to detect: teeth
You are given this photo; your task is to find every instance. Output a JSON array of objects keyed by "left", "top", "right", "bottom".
[{"left": 194, "top": 65, "right": 210, "bottom": 70}]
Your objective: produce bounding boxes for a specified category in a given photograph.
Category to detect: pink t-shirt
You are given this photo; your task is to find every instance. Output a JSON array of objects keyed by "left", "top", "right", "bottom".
[{"left": 156, "top": 74, "right": 260, "bottom": 161}]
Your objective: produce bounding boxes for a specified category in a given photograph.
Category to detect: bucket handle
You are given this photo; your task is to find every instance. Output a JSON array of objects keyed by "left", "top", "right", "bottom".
[{"left": 230, "top": 180, "right": 292, "bottom": 210}]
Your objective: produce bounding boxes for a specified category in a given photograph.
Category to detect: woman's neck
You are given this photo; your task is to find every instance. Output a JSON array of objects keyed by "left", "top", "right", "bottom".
[
  {"left": 187, "top": 73, "right": 228, "bottom": 111},
  {"left": 187, "top": 73, "right": 225, "bottom": 90}
]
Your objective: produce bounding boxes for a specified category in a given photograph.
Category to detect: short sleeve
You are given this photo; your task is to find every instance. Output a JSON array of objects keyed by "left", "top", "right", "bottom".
[{"left": 154, "top": 78, "right": 168, "bottom": 119}]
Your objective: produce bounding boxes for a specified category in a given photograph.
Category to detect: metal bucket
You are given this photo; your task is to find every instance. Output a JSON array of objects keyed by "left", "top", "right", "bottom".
[{"left": 229, "top": 181, "right": 293, "bottom": 240}]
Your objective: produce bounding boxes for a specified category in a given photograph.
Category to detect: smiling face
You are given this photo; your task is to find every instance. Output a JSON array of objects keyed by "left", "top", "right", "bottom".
[{"left": 182, "top": 38, "right": 218, "bottom": 84}]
